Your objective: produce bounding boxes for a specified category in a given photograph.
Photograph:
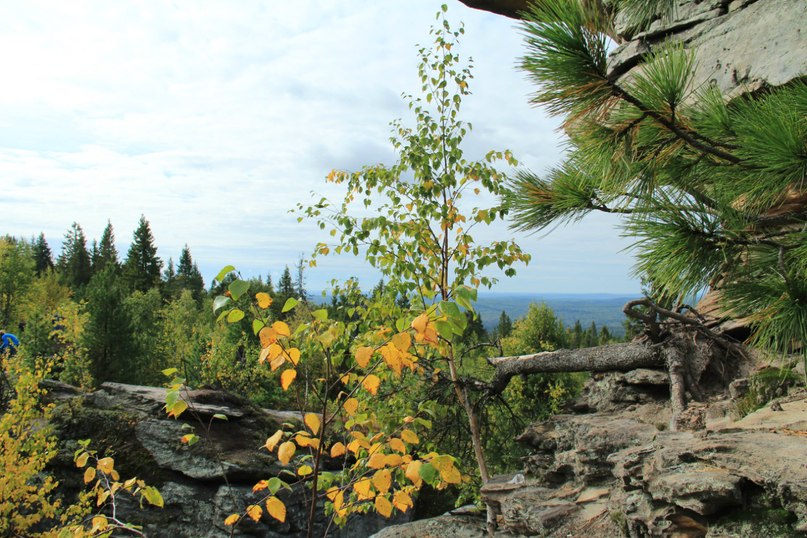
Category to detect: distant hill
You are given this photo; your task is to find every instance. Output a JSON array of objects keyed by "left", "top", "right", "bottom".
[{"left": 475, "top": 293, "right": 639, "bottom": 337}]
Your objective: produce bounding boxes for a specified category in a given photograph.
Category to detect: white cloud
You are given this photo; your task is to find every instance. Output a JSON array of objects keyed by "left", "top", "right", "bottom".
[{"left": 0, "top": 0, "right": 638, "bottom": 294}]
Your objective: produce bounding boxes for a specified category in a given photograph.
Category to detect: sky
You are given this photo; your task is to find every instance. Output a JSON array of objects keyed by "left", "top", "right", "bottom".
[{"left": 0, "top": 0, "right": 640, "bottom": 295}]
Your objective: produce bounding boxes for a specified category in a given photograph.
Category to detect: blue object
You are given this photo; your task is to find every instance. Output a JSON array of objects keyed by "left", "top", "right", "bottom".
[{"left": 0, "top": 332, "right": 19, "bottom": 354}]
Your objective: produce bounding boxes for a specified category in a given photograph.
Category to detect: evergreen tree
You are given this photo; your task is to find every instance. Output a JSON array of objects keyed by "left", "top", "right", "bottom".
[
  {"left": 57, "top": 222, "right": 92, "bottom": 290},
  {"left": 176, "top": 244, "right": 204, "bottom": 300},
  {"left": 94, "top": 220, "right": 119, "bottom": 273},
  {"left": 496, "top": 311, "right": 513, "bottom": 339},
  {"left": 83, "top": 266, "right": 132, "bottom": 383},
  {"left": 123, "top": 215, "right": 163, "bottom": 292},
  {"left": 294, "top": 256, "right": 307, "bottom": 301},
  {"left": 31, "top": 233, "right": 54, "bottom": 274},
  {"left": 163, "top": 258, "right": 178, "bottom": 298},
  {"left": 278, "top": 266, "right": 295, "bottom": 297},
  {"left": 508, "top": 0, "right": 807, "bottom": 362},
  {"left": 585, "top": 321, "right": 599, "bottom": 347}
]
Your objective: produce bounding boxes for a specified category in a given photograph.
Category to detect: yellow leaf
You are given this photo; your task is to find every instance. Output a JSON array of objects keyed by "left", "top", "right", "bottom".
[
  {"left": 304, "top": 413, "right": 321, "bottom": 435},
  {"left": 362, "top": 374, "right": 380, "bottom": 395},
  {"left": 375, "top": 495, "right": 393, "bottom": 518},
  {"left": 256, "top": 292, "right": 272, "bottom": 309},
  {"left": 247, "top": 504, "right": 262, "bottom": 522},
  {"left": 297, "top": 464, "right": 313, "bottom": 476},
  {"left": 383, "top": 454, "right": 403, "bottom": 467},
  {"left": 405, "top": 461, "right": 422, "bottom": 487},
  {"left": 224, "top": 514, "right": 240, "bottom": 526},
  {"left": 388, "top": 437, "right": 406, "bottom": 454},
  {"left": 380, "top": 344, "right": 402, "bottom": 377},
  {"left": 287, "top": 347, "right": 301, "bottom": 365},
  {"left": 83, "top": 466, "right": 96, "bottom": 484},
  {"left": 330, "top": 442, "right": 346, "bottom": 458},
  {"left": 277, "top": 441, "right": 296, "bottom": 464},
  {"left": 264, "top": 430, "right": 284, "bottom": 452},
  {"left": 259, "top": 326, "right": 278, "bottom": 347},
  {"left": 270, "top": 355, "right": 286, "bottom": 371},
  {"left": 340, "top": 373, "right": 351, "bottom": 384},
  {"left": 280, "top": 369, "right": 296, "bottom": 391},
  {"left": 328, "top": 488, "right": 344, "bottom": 512},
  {"left": 265, "top": 496, "right": 286, "bottom": 523},
  {"left": 393, "top": 491, "right": 413, "bottom": 512},
  {"left": 400, "top": 429, "right": 419, "bottom": 445},
  {"left": 272, "top": 321, "right": 291, "bottom": 337},
  {"left": 91, "top": 515, "right": 108, "bottom": 532},
  {"left": 367, "top": 452, "right": 386, "bottom": 469},
  {"left": 75, "top": 452, "right": 89, "bottom": 468},
  {"left": 343, "top": 398, "right": 358, "bottom": 416},
  {"left": 372, "top": 469, "right": 392, "bottom": 494},
  {"left": 354, "top": 346, "right": 374, "bottom": 368},
  {"left": 354, "top": 478, "right": 374, "bottom": 500},
  {"left": 347, "top": 439, "right": 362, "bottom": 455},
  {"left": 411, "top": 313, "right": 429, "bottom": 333},
  {"left": 97, "top": 457, "right": 114, "bottom": 475},
  {"left": 267, "top": 343, "right": 283, "bottom": 361},
  {"left": 442, "top": 466, "right": 462, "bottom": 484},
  {"left": 391, "top": 332, "right": 411, "bottom": 352},
  {"left": 253, "top": 480, "right": 269, "bottom": 492},
  {"left": 295, "top": 434, "right": 320, "bottom": 450}
]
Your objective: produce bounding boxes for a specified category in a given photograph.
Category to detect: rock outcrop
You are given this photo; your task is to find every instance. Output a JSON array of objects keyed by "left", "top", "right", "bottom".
[
  {"left": 46, "top": 381, "right": 406, "bottom": 538},
  {"left": 377, "top": 370, "right": 807, "bottom": 537}
]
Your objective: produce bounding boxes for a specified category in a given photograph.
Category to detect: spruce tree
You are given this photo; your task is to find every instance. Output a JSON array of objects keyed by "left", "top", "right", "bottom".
[
  {"left": 176, "top": 244, "right": 204, "bottom": 300},
  {"left": 57, "top": 222, "right": 92, "bottom": 290},
  {"left": 31, "top": 233, "right": 54, "bottom": 275},
  {"left": 123, "top": 215, "right": 163, "bottom": 292},
  {"left": 278, "top": 266, "right": 295, "bottom": 297},
  {"left": 94, "top": 220, "right": 119, "bottom": 273},
  {"left": 507, "top": 0, "right": 807, "bottom": 363}
]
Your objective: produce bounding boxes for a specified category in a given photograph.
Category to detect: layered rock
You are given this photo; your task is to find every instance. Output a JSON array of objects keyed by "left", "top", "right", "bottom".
[{"left": 377, "top": 371, "right": 807, "bottom": 537}]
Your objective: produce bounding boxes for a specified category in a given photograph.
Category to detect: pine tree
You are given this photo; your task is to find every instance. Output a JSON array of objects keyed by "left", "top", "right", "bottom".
[
  {"left": 31, "top": 233, "right": 54, "bottom": 275},
  {"left": 57, "top": 222, "right": 92, "bottom": 290},
  {"left": 123, "top": 215, "right": 163, "bottom": 292},
  {"left": 507, "top": 0, "right": 807, "bottom": 362},
  {"left": 94, "top": 220, "right": 119, "bottom": 273}
]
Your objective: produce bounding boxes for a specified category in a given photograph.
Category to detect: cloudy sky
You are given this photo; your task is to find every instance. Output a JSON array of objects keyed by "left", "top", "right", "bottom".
[{"left": 0, "top": 0, "right": 640, "bottom": 295}]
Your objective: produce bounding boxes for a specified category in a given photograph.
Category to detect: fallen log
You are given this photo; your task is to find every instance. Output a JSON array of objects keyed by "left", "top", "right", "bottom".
[{"left": 486, "top": 342, "right": 663, "bottom": 395}]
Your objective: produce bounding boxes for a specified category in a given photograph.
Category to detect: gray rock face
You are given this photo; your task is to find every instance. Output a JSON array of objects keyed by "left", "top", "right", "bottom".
[
  {"left": 48, "top": 382, "right": 406, "bottom": 537},
  {"left": 608, "top": 0, "right": 807, "bottom": 100}
]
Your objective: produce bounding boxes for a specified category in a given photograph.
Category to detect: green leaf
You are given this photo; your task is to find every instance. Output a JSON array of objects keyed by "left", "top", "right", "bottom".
[
  {"left": 267, "top": 477, "right": 283, "bottom": 495},
  {"left": 212, "top": 295, "right": 231, "bottom": 313},
  {"left": 162, "top": 368, "right": 178, "bottom": 377},
  {"left": 312, "top": 309, "right": 329, "bottom": 322},
  {"left": 419, "top": 462, "right": 438, "bottom": 483},
  {"left": 252, "top": 319, "right": 265, "bottom": 336},
  {"left": 215, "top": 265, "right": 236, "bottom": 283},
  {"left": 434, "top": 319, "right": 453, "bottom": 339},
  {"left": 212, "top": 414, "right": 228, "bottom": 421},
  {"left": 228, "top": 279, "right": 250, "bottom": 301},
  {"left": 227, "top": 309, "right": 245, "bottom": 323},
  {"left": 141, "top": 486, "right": 164, "bottom": 508},
  {"left": 282, "top": 297, "right": 299, "bottom": 313}
]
